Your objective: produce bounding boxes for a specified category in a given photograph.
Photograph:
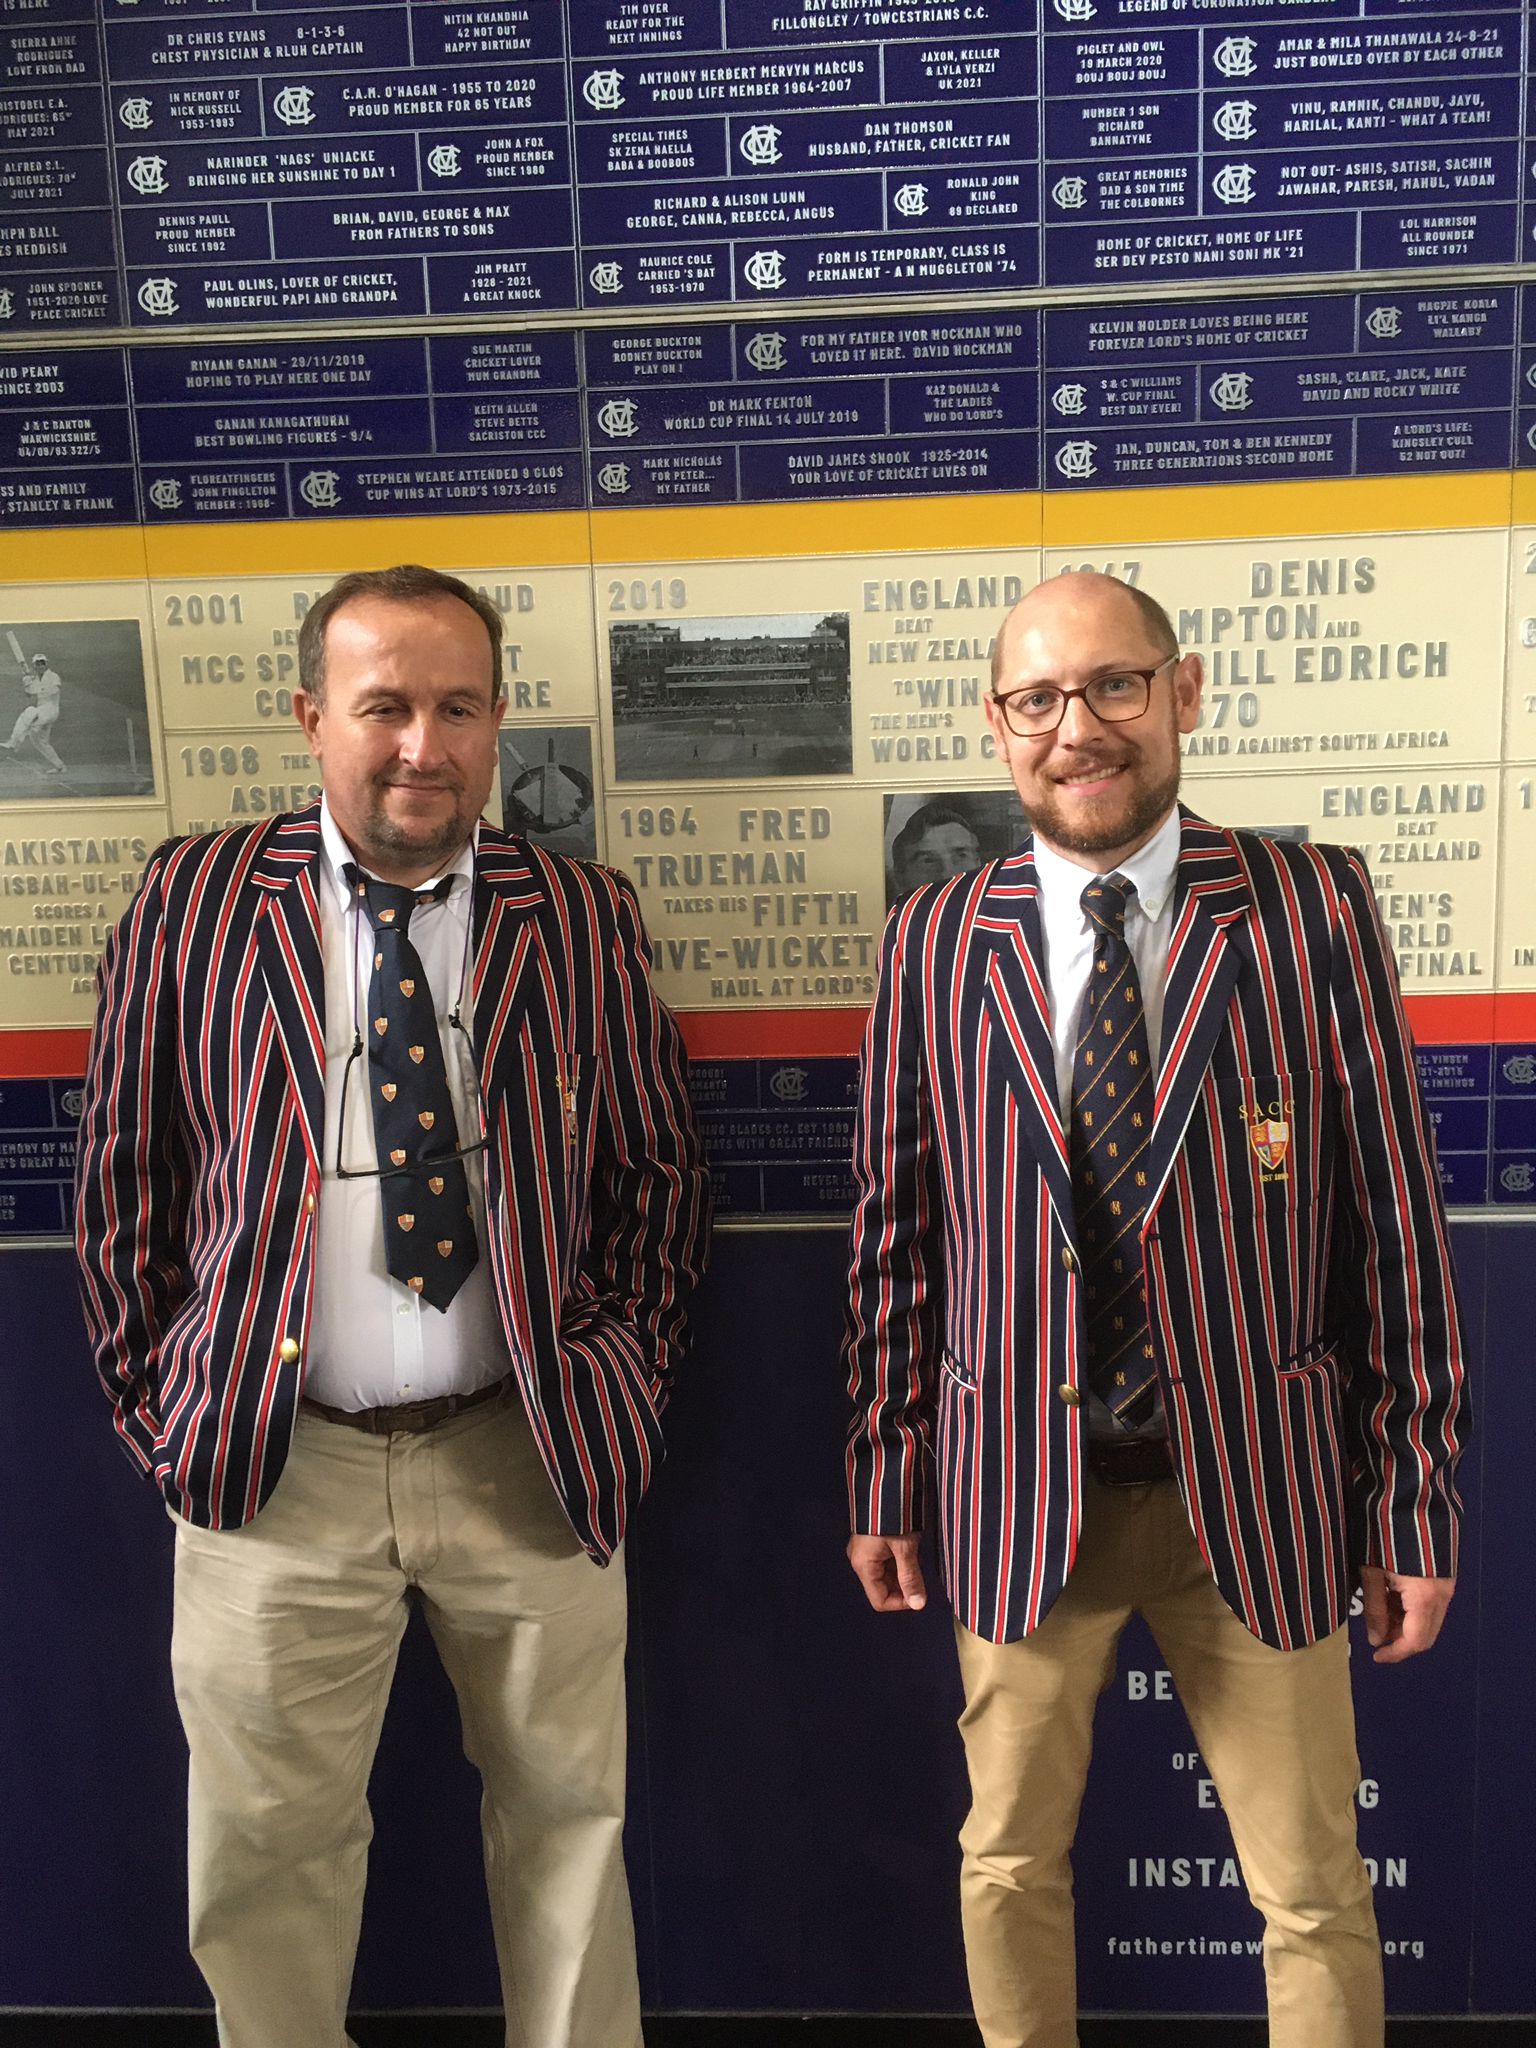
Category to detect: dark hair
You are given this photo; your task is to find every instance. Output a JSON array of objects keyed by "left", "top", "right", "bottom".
[
  {"left": 891, "top": 800, "right": 981, "bottom": 868},
  {"left": 297, "top": 564, "right": 504, "bottom": 704},
  {"left": 991, "top": 574, "right": 1180, "bottom": 690}
]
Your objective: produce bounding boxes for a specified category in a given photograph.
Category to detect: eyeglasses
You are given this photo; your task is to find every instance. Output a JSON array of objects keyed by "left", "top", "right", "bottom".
[
  {"left": 333, "top": 1014, "right": 490, "bottom": 1183},
  {"left": 990, "top": 657, "right": 1177, "bottom": 738}
]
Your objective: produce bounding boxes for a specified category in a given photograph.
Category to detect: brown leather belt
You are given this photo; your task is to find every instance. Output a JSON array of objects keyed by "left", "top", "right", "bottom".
[
  {"left": 301, "top": 1376, "right": 510, "bottom": 1437},
  {"left": 1088, "top": 1434, "right": 1174, "bottom": 1487}
]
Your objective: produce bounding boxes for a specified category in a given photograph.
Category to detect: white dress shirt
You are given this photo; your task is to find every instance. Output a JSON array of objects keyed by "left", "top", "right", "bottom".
[
  {"left": 1031, "top": 806, "right": 1182, "bottom": 1439},
  {"left": 305, "top": 798, "right": 511, "bottom": 1410}
]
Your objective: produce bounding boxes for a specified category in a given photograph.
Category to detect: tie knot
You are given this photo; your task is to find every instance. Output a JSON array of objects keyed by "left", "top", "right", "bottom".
[
  {"left": 344, "top": 865, "right": 450, "bottom": 937},
  {"left": 1081, "top": 872, "right": 1134, "bottom": 938}
]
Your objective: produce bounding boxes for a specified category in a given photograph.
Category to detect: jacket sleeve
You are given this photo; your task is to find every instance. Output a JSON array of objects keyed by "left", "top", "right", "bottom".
[
  {"left": 578, "top": 870, "right": 711, "bottom": 1411},
  {"left": 844, "top": 899, "right": 945, "bottom": 1537},
  {"left": 73, "top": 844, "right": 189, "bottom": 1477},
  {"left": 1325, "top": 847, "right": 1469, "bottom": 1579}
]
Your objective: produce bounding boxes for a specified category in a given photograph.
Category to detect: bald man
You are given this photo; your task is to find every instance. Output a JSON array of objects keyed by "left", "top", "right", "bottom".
[{"left": 844, "top": 574, "right": 1467, "bottom": 2047}]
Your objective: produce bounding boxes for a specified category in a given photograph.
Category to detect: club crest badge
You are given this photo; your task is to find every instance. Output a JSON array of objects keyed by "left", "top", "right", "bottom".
[{"left": 1247, "top": 1116, "right": 1290, "bottom": 1179}]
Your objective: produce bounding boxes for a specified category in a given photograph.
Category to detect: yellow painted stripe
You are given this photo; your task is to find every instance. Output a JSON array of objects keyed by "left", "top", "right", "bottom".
[
  {"left": 1043, "top": 472, "right": 1517, "bottom": 547},
  {"left": 0, "top": 470, "right": 1522, "bottom": 585},
  {"left": 0, "top": 527, "right": 150, "bottom": 583},
  {"left": 139, "top": 511, "right": 595, "bottom": 576},
  {"left": 589, "top": 493, "right": 1045, "bottom": 562}
]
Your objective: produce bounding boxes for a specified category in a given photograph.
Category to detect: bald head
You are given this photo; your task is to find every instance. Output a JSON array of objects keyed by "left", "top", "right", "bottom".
[{"left": 991, "top": 573, "right": 1177, "bottom": 691}]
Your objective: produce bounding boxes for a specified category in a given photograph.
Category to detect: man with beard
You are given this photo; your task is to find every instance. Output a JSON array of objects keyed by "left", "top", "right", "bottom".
[
  {"left": 844, "top": 572, "right": 1466, "bottom": 2048},
  {"left": 76, "top": 564, "right": 710, "bottom": 2048}
]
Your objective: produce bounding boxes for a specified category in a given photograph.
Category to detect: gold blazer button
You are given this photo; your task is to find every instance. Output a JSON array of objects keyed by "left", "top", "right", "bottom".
[
  {"left": 279, "top": 1337, "right": 300, "bottom": 1365},
  {"left": 1057, "top": 1383, "right": 1081, "bottom": 1407},
  {"left": 1060, "top": 1247, "right": 1077, "bottom": 1273}
]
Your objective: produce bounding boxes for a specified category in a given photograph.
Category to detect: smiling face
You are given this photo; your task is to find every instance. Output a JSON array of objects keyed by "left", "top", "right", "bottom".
[
  {"left": 985, "top": 574, "right": 1202, "bottom": 872},
  {"left": 294, "top": 592, "right": 505, "bottom": 885}
]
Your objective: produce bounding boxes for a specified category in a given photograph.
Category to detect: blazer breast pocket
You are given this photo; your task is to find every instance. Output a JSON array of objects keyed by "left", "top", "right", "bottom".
[{"left": 1208, "top": 1068, "right": 1327, "bottom": 1219}]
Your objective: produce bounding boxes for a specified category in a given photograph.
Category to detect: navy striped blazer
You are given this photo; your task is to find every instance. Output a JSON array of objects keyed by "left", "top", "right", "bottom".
[
  {"left": 845, "top": 812, "right": 1468, "bottom": 1650},
  {"left": 75, "top": 805, "right": 711, "bottom": 1557}
]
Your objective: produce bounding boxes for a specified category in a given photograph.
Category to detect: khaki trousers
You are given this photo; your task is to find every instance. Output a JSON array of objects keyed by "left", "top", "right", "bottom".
[
  {"left": 169, "top": 1391, "right": 641, "bottom": 2048},
  {"left": 954, "top": 1476, "right": 1382, "bottom": 2048}
]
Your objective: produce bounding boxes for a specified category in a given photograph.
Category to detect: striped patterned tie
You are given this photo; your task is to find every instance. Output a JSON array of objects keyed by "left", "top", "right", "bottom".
[{"left": 1069, "top": 873, "right": 1159, "bottom": 1426}]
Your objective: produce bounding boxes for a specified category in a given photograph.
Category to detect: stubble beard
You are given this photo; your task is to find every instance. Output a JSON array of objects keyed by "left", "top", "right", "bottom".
[{"left": 359, "top": 775, "right": 476, "bottom": 873}]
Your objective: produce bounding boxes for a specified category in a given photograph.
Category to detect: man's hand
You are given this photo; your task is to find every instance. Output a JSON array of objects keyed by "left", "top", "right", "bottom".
[
  {"left": 1359, "top": 1566, "right": 1455, "bottom": 1663},
  {"left": 847, "top": 1532, "right": 927, "bottom": 1614}
]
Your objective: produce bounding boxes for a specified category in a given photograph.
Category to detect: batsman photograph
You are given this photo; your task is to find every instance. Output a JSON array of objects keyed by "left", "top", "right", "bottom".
[{"left": 0, "top": 620, "right": 155, "bottom": 801}]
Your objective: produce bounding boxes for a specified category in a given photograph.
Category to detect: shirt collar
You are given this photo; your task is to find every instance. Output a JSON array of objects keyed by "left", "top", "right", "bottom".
[
  {"left": 319, "top": 794, "right": 476, "bottom": 916},
  {"left": 1032, "top": 804, "right": 1181, "bottom": 926}
]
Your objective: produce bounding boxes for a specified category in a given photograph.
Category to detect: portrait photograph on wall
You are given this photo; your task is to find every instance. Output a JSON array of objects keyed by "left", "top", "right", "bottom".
[{"left": 883, "top": 788, "right": 1027, "bottom": 910}]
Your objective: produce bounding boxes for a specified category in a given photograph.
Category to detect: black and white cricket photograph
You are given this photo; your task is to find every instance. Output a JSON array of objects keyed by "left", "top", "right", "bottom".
[
  {"left": 499, "top": 725, "right": 598, "bottom": 861},
  {"left": 0, "top": 619, "right": 155, "bottom": 802},
  {"left": 609, "top": 612, "right": 852, "bottom": 782},
  {"left": 883, "top": 788, "right": 1027, "bottom": 911}
]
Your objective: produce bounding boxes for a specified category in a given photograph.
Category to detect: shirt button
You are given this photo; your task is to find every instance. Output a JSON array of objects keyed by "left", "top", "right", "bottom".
[
  {"left": 1060, "top": 1247, "right": 1077, "bottom": 1274},
  {"left": 1058, "top": 1383, "right": 1081, "bottom": 1407},
  {"left": 279, "top": 1337, "right": 300, "bottom": 1364}
]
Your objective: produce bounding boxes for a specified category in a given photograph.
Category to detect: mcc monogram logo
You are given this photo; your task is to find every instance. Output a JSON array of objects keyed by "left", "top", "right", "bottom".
[
  {"left": 744, "top": 331, "right": 787, "bottom": 373},
  {"left": 1052, "top": 175, "right": 1088, "bottom": 210},
  {"left": 273, "top": 85, "right": 315, "bottom": 126},
  {"left": 596, "top": 462, "right": 631, "bottom": 495},
  {"left": 1054, "top": 0, "right": 1096, "bottom": 18},
  {"left": 1209, "top": 371, "right": 1253, "bottom": 412},
  {"left": 126, "top": 155, "right": 169, "bottom": 197},
  {"left": 59, "top": 1089, "right": 84, "bottom": 1121},
  {"left": 1365, "top": 306, "right": 1403, "bottom": 340},
  {"left": 137, "top": 276, "right": 179, "bottom": 317},
  {"left": 583, "top": 69, "right": 625, "bottom": 111},
  {"left": 148, "top": 479, "right": 183, "bottom": 510},
  {"left": 893, "top": 181, "right": 928, "bottom": 218},
  {"left": 1212, "top": 99, "right": 1257, "bottom": 144},
  {"left": 1525, "top": 361, "right": 1536, "bottom": 390},
  {"left": 299, "top": 469, "right": 341, "bottom": 509},
  {"left": 1213, "top": 35, "right": 1258, "bottom": 78},
  {"left": 1052, "top": 382, "right": 1089, "bottom": 417},
  {"left": 118, "top": 97, "right": 153, "bottom": 129},
  {"left": 596, "top": 398, "right": 639, "bottom": 439},
  {"left": 1503, "top": 1055, "right": 1536, "bottom": 1087},
  {"left": 743, "top": 248, "right": 787, "bottom": 291},
  {"left": 1526, "top": 423, "right": 1536, "bottom": 453},
  {"left": 1500, "top": 1162, "right": 1535, "bottom": 1195},
  {"left": 769, "top": 1065, "right": 809, "bottom": 1104},
  {"left": 1212, "top": 162, "right": 1256, "bottom": 206},
  {"left": 739, "top": 123, "right": 783, "bottom": 167},
  {"left": 1055, "top": 439, "right": 1097, "bottom": 481},
  {"left": 588, "top": 260, "right": 623, "bottom": 294},
  {"left": 426, "top": 144, "right": 461, "bottom": 178}
]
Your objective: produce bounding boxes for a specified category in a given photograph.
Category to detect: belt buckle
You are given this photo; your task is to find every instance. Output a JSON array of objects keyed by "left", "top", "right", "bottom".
[{"left": 386, "top": 1397, "right": 439, "bottom": 1435}]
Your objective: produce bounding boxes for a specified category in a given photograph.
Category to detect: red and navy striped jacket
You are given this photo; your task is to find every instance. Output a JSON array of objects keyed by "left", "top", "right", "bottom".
[
  {"left": 75, "top": 805, "right": 711, "bottom": 1558},
  {"left": 845, "top": 812, "right": 1468, "bottom": 1650}
]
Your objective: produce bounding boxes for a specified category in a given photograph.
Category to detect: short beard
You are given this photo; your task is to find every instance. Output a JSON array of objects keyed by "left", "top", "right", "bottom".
[
  {"left": 357, "top": 780, "right": 476, "bottom": 874},
  {"left": 1024, "top": 760, "right": 1180, "bottom": 859}
]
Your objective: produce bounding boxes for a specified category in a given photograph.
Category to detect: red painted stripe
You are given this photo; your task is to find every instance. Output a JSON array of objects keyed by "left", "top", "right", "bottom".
[{"left": 8, "top": 986, "right": 1536, "bottom": 1078}]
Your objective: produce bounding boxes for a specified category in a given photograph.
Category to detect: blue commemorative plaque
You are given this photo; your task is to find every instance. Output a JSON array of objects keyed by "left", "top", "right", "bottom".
[
  {"left": 128, "top": 334, "right": 431, "bottom": 405},
  {"left": 0, "top": 1076, "right": 81, "bottom": 1240}
]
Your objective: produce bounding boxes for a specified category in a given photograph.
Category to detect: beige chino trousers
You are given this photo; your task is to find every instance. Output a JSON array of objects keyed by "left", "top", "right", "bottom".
[
  {"left": 169, "top": 1391, "right": 641, "bottom": 2048},
  {"left": 954, "top": 1475, "right": 1382, "bottom": 2048}
]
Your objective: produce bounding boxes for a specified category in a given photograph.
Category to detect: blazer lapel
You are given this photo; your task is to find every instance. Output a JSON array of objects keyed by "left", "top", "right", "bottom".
[
  {"left": 975, "top": 845, "right": 1077, "bottom": 1235},
  {"left": 252, "top": 807, "right": 326, "bottom": 1173},
  {"left": 469, "top": 826, "right": 549, "bottom": 1120},
  {"left": 1146, "top": 810, "right": 1251, "bottom": 1218}
]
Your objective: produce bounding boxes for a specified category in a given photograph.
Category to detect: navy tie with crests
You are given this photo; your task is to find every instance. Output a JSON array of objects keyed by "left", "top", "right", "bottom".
[
  {"left": 1069, "top": 873, "right": 1159, "bottom": 1426},
  {"left": 347, "top": 865, "right": 479, "bottom": 1312}
]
